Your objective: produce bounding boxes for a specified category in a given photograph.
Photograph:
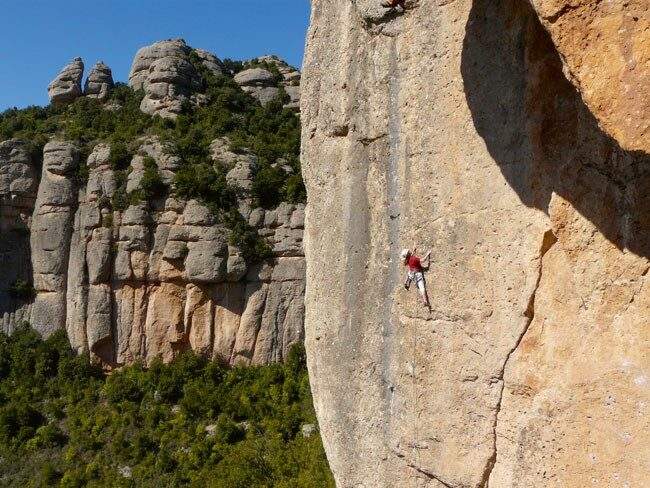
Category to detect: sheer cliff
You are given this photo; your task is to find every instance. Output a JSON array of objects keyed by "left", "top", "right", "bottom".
[
  {"left": 0, "top": 40, "right": 306, "bottom": 368},
  {"left": 301, "top": 1, "right": 648, "bottom": 487}
]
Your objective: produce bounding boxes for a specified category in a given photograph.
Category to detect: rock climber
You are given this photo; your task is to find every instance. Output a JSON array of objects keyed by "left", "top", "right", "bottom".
[
  {"left": 382, "top": 0, "right": 407, "bottom": 10},
  {"left": 401, "top": 247, "right": 431, "bottom": 311}
]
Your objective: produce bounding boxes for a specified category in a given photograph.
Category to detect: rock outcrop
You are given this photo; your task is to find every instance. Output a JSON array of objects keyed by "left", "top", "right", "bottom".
[
  {"left": 235, "top": 56, "right": 301, "bottom": 109},
  {"left": 302, "top": 1, "right": 649, "bottom": 487},
  {"left": 193, "top": 48, "right": 224, "bottom": 77},
  {"left": 0, "top": 136, "right": 305, "bottom": 368},
  {"left": 30, "top": 141, "right": 79, "bottom": 337},
  {"left": 48, "top": 57, "right": 84, "bottom": 105},
  {"left": 128, "top": 39, "right": 203, "bottom": 118},
  {"left": 84, "top": 62, "right": 114, "bottom": 100},
  {"left": 127, "top": 39, "right": 300, "bottom": 116},
  {"left": 234, "top": 67, "right": 280, "bottom": 106}
]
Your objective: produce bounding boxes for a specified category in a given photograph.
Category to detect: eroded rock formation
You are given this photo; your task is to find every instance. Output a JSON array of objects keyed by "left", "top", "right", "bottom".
[
  {"left": 235, "top": 67, "right": 280, "bottom": 106},
  {"left": 0, "top": 136, "right": 305, "bottom": 367},
  {"left": 235, "top": 56, "right": 301, "bottom": 109},
  {"left": 84, "top": 62, "right": 114, "bottom": 100},
  {"left": 128, "top": 39, "right": 204, "bottom": 119},
  {"left": 48, "top": 57, "right": 84, "bottom": 105},
  {"left": 2, "top": 40, "right": 306, "bottom": 369},
  {"left": 30, "top": 141, "right": 79, "bottom": 337},
  {"left": 302, "top": 1, "right": 649, "bottom": 487}
]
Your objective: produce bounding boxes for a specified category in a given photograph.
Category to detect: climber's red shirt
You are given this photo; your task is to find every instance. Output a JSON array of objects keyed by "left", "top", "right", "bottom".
[{"left": 406, "top": 255, "right": 422, "bottom": 272}]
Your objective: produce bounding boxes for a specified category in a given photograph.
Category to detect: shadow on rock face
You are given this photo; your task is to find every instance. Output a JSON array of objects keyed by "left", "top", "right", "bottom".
[
  {"left": 0, "top": 229, "right": 34, "bottom": 322},
  {"left": 461, "top": 0, "right": 650, "bottom": 258}
]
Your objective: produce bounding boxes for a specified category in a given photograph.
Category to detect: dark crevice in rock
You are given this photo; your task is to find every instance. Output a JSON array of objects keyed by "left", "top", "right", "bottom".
[
  {"left": 407, "top": 463, "right": 455, "bottom": 488},
  {"left": 479, "top": 229, "right": 557, "bottom": 487}
]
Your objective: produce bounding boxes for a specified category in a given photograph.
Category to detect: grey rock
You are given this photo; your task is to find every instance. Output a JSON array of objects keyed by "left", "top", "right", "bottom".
[
  {"left": 84, "top": 62, "right": 114, "bottom": 100},
  {"left": 302, "top": 424, "right": 316, "bottom": 438},
  {"left": 275, "top": 202, "right": 294, "bottom": 226},
  {"left": 193, "top": 49, "right": 224, "bottom": 76},
  {"left": 118, "top": 225, "right": 149, "bottom": 250},
  {"left": 121, "top": 204, "right": 149, "bottom": 226},
  {"left": 226, "top": 160, "right": 254, "bottom": 191},
  {"left": 248, "top": 86, "right": 281, "bottom": 106},
  {"left": 118, "top": 466, "right": 132, "bottom": 479},
  {"left": 0, "top": 140, "right": 37, "bottom": 201},
  {"left": 284, "top": 85, "right": 301, "bottom": 111},
  {"left": 137, "top": 137, "right": 181, "bottom": 183},
  {"left": 87, "top": 228, "right": 112, "bottom": 284},
  {"left": 272, "top": 228, "right": 303, "bottom": 257},
  {"left": 86, "top": 144, "right": 115, "bottom": 202},
  {"left": 0, "top": 136, "right": 36, "bottom": 333},
  {"left": 128, "top": 39, "right": 202, "bottom": 119},
  {"left": 126, "top": 156, "right": 144, "bottom": 193},
  {"left": 226, "top": 254, "right": 247, "bottom": 282},
  {"left": 185, "top": 240, "right": 228, "bottom": 283},
  {"left": 270, "top": 257, "right": 305, "bottom": 282},
  {"left": 264, "top": 210, "right": 277, "bottom": 228},
  {"left": 29, "top": 142, "right": 78, "bottom": 336},
  {"left": 204, "top": 424, "right": 217, "bottom": 437},
  {"left": 113, "top": 247, "right": 132, "bottom": 281},
  {"left": 48, "top": 58, "right": 84, "bottom": 105},
  {"left": 245, "top": 262, "right": 274, "bottom": 283},
  {"left": 234, "top": 67, "right": 281, "bottom": 106},
  {"left": 162, "top": 240, "right": 188, "bottom": 261},
  {"left": 86, "top": 284, "right": 112, "bottom": 357},
  {"left": 248, "top": 208, "right": 265, "bottom": 228},
  {"left": 234, "top": 67, "right": 276, "bottom": 87},
  {"left": 289, "top": 206, "right": 305, "bottom": 229},
  {"left": 183, "top": 200, "right": 215, "bottom": 226}
]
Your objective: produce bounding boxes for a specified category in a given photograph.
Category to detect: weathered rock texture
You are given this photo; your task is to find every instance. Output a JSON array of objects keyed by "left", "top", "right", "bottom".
[
  {"left": 84, "top": 62, "right": 114, "bottom": 100},
  {"left": 30, "top": 141, "right": 78, "bottom": 337},
  {"left": 128, "top": 39, "right": 204, "bottom": 118},
  {"left": 302, "top": 1, "right": 649, "bottom": 487},
  {"left": 128, "top": 40, "right": 300, "bottom": 117},
  {"left": 235, "top": 55, "right": 301, "bottom": 109},
  {"left": 234, "top": 67, "right": 280, "bottom": 106},
  {"left": 48, "top": 57, "right": 84, "bottom": 105},
  {"left": 0, "top": 137, "right": 305, "bottom": 368},
  {"left": 529, "top": 0, "right": 649, "bottom": 152}
]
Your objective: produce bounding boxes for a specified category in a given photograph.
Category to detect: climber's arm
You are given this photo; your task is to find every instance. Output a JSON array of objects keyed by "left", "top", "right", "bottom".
[{"left": 422, "top": 250, "right": 431, "bottom": 270}]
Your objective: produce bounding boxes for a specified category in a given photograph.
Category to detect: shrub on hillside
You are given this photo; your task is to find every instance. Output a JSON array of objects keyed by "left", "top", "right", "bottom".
[
  {"left": 140, "top": 156, "right": 167, "bottom": 200},
  {"left": 0, "top": 324, "right": 333, "bottom": 487},
  {"left": 1, "top": 55, "right": 306, "bottom": 264}
]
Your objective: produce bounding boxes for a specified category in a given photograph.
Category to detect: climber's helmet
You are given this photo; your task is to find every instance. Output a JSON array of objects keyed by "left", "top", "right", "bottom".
[{"left": 400, "top": 249, "right": 410, "bottom": 262}]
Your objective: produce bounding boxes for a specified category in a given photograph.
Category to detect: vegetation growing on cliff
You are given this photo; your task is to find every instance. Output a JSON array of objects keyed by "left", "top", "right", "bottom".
[
  {"left": 0, "top": 58, "right": 305, "bottom": 262},
  {"left": 0, "top": 325, "right": 333, "bottom": 487}
]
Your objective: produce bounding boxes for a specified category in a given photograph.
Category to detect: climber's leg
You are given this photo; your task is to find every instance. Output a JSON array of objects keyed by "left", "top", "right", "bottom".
[{"left": 414, "top": 272, "right": 431, "bottom": 309}]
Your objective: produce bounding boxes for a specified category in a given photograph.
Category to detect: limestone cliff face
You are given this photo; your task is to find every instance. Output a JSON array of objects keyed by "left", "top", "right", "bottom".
[
  {"left": 302, "top": 1, "right": 648, "bottom": 487},
  {"left": 0, "top": 137, "right": 305, "bottom": 367}
]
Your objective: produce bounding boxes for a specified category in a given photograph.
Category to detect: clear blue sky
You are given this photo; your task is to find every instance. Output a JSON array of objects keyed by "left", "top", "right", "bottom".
[{"left": 0, "top": 0, "right": 311, "bottom": 110}]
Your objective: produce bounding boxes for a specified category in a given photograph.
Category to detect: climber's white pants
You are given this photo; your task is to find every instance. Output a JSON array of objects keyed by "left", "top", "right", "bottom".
[{"left": 408, "top": 271, "right": 426, "bottom": 294}]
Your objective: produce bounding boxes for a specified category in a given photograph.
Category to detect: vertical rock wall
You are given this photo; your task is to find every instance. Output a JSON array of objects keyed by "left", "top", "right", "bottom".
[
  {"left": 30, "top": 142, "right": 79, "bottom": 337},
  {"left": 301, "top": 1, "right": 648, "bottom": 487},
  {"left": 0, "top": 138, "right": 306, "bottom": 368}
]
